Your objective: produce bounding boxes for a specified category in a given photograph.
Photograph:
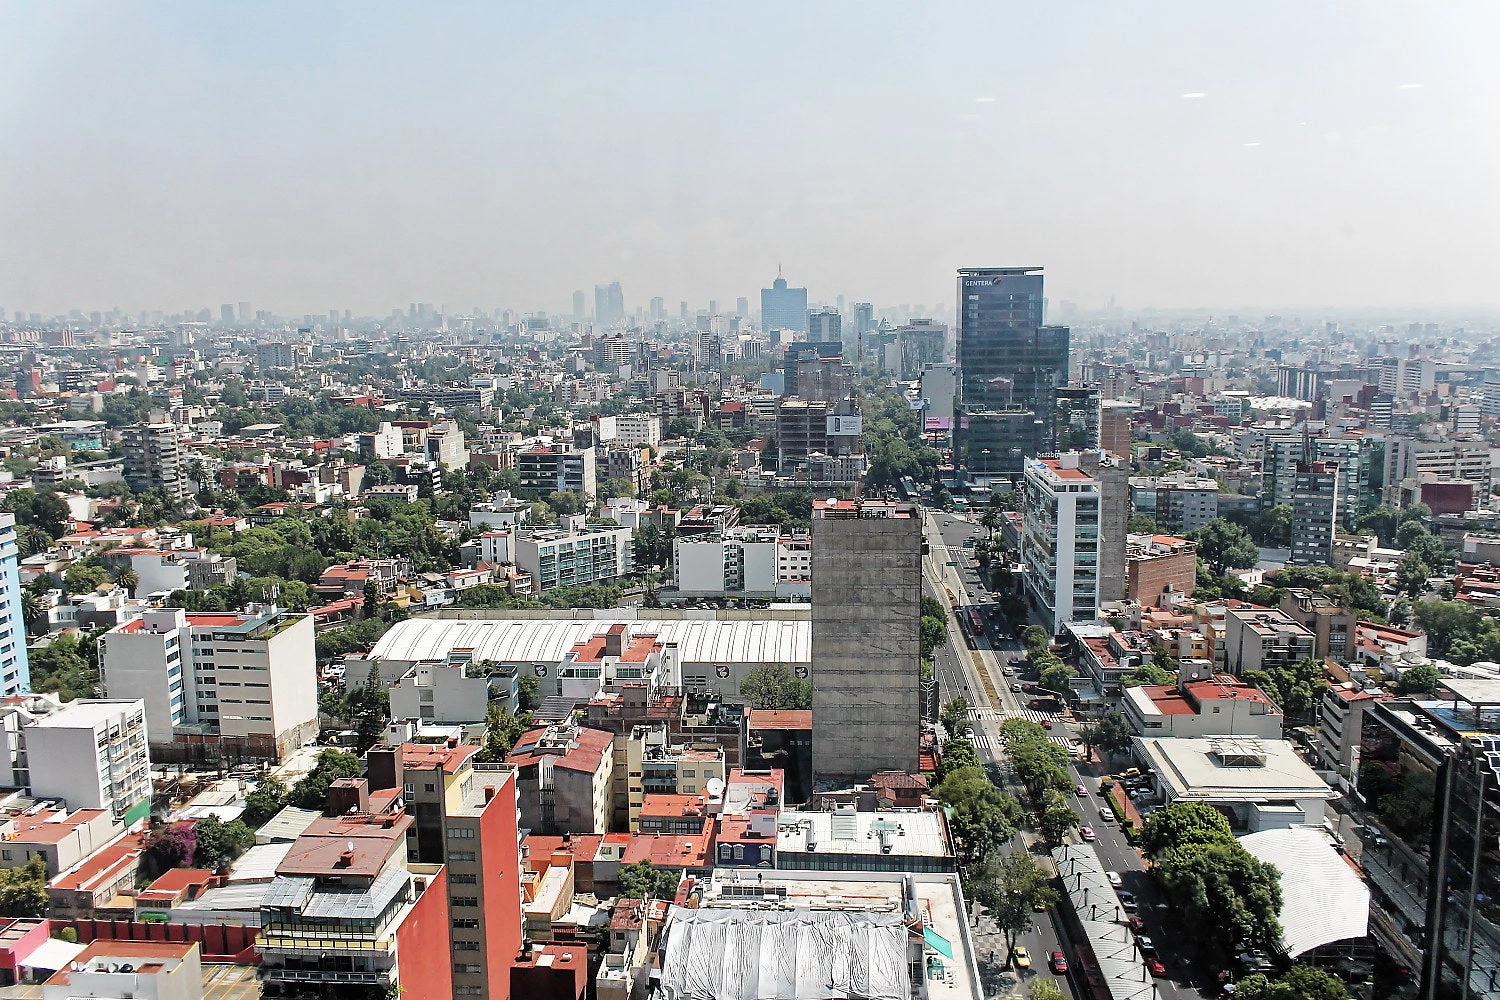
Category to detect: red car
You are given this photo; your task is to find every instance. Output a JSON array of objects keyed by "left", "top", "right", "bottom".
[
  {"left": 1149, "top": 959, "right": 1167, "bottom": 977},
  {"left": 1050, "top": 952, "right": 1069, "bottom": 974}
]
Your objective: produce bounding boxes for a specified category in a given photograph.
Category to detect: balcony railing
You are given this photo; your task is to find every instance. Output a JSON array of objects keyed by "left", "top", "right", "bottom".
[
  {"left": 261, "top": 968, "right": 393, "bottom": 985},
  {"left": 259, "top": 933, "right": 395, "bottom": 957}
]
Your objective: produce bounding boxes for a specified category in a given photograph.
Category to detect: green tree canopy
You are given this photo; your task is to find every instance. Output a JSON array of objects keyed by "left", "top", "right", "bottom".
[
  {"left": 1242, "top": 657, "right": 1326, "bottom": 722},
  {"left": 618, "top": 860, "right": 683, "bottom": 900},
  {"left": 940, "top": 697, "right": 970, "bottom": 738},
  {"left": 1120, "top": 663, "right": 1175, "bottom": 687},
  {"left": 1186, "top": 518, "right": 1260, "bottom": 576},
  {"left": 1081, "top": 711, "right": 1134, "bottom": 758},
  {"left": 934, "top": 765, "right": 1023, "bottom": 863},
  {"left": 242, "top": 774, "right": 290, "bottom": 828},
  {"left": 0, "top": 857, "right": 49, "bottom": 917},
  {"left": 475, "top": 703, "right": 535, "bottom": 762},
  {"left": 1157, "top": 840, "right": 1283, "bottom": 959},
  {"left": 1395, "top": 663, "right": 1441, "bottom": 696},
  {"left": 1140, "top": 801, "right": 1234, "bottom": 858},
  {"left": 192, "top": 815, "right": 255, "bottom": 870},
  {"left": 291, "top": 749, "right": 362, "bottom": 809},
  {"left": 739, "top": 663, "right": 812, "bottom": 710},
  {"left": 970, "top": 849, "right": 1058, "bottom": 960},
  {"left": 920, "top": 614, "right": 949, "bottom": 660},
  {"left": 1234, "top": 966, "right": 1350, "bottom": 1000},
  {"left": 1039, "top": 663, "right": 1076, "bottom": 699}
]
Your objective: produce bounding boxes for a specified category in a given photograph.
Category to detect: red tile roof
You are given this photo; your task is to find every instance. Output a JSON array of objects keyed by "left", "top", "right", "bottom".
[
  {"left": 49, "top": 834, "right": 145, "bottom": 892},
  {"left": 748, "top": 709, "right": 812, "bottom": 731},
  {"left": 276, "top": 812, "right": 413, "bottom": 879},
  {"left": 3, "top": 808, "right": 108, "bottom": 844},
  {"left": 507, "top": 726, "right": 614, "bottom": 774},
  {"left": 620, "top": 830, "right": 711, "bottom": 868},
  {"left": 399, "top": 741, "right": 479, "bottom": 774}
]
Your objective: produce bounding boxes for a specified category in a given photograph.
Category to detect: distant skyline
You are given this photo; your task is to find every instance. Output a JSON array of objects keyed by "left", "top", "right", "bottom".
[{"left": 1, "top": 2, "right": 1497, "bottom": 316}]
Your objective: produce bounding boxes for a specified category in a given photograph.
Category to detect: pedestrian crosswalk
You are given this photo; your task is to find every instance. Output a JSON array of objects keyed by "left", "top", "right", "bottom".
[
  {"left": 969, "top": 734, "right": 993, "bottom": 751},
  {"left": 969, "top": 707, "right": 1061, "bottom": 725}
]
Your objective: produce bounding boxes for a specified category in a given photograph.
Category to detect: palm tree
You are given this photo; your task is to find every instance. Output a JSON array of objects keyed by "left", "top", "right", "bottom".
[
  {"left": 17, "top": 525, "right": 53, "bottom": 558},
  {"left": 115, "top": 569, "right": 140, "bottom": 595},
  {"left": 978, "top": 508, "right": 1000, "bottom": 540}
]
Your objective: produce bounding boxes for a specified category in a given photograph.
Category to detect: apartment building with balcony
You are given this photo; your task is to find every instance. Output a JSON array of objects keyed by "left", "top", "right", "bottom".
[
  {"left": 365, "top": 744, "right": 524, "bottom": 1000},
  {"left": 98, "top": 606, "right": 317, "bottom": 761},
  {"left": 516, "top": 444, "right": 596, "bottom": 499},
  {"left": 259, "top": 808, "right": 452, "bottom": 998},
  {"left": 0, "top": 513, "right": 30, "bottom": 697},
  {"left": 506, "top": 724, "right": 615, "bottom": 835},
  {"left": 513, "top": 524, "right": 632, "bottom": 593},
  {"left": 1022, "top": 454, "right": 1101, "bottom": 634},
  {"left": 20, "top": 699, "right": 153, "bottom": 827},
  {"left": 672, "top": 527, "right": 812, "bottom": 600},
  {"left": 1224, "top": 607, "right": 1317, "bottom": 678},
  {"left": 1278, "top": 588, "right": 1357, "bottom": 662},
  {"left": 1313, "top": 682, "right": 1382, "bottom": 789}
]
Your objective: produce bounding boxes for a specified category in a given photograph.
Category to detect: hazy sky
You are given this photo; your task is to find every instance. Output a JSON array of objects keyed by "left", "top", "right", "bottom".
[{"left": 2, "top": 2, "right": 1497, "bottom": 317}]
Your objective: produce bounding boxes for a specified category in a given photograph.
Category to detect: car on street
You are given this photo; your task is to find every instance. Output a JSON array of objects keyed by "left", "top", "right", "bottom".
[
  {"left": 1117, "top": 890, "right": 1137, "bottom": 911},
  {"left": 1149, "top": 959, "right": 1167, "bottom": 977},
  {"left": 1076, "top": 784, "right": 1088, "bottom": 796},
  {"left": 1009, "top": 657, "right": 1022, "bottom": 666},
  {"left": 1125, "top": 915, "right": 1145, "bottom": 932},
  {"left": 1137, "top": 936, "right": 1156, "bottom": 956},
  {"left": 1041, "top": 720, "right": 1054, "bottom": 730},
  {"left": 1013, "top": 946, "right": 1032, "bottom": 969},
  {"left": 1106, "top": 871, "right": 1122, "bottom": 887},
  {"left": 1079, "top": 825, "right": 1096, "bottom": 841},
  {"left": 1003, "top": 667, "right": 1014, "bottom": 676},
  {"left": 1011, "top": 683, "right": 1023, "bottom": 693},
  {"left": 1049, "top": 952, "right": 1069, "bottom": 974}
]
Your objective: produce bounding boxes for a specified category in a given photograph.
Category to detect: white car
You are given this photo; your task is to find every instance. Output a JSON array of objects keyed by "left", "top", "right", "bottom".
[{"left": 1107, "top": 871, "right": 1123, "bottom": 887}]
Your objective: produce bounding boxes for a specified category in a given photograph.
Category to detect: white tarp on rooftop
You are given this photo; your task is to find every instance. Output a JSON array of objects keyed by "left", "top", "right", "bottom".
[
  {"left": 657, "top": 907, "right": 911, "bottom": 1000},
  {"left": 1239, "top": 827, "right": 1369, "bottom": 957}
]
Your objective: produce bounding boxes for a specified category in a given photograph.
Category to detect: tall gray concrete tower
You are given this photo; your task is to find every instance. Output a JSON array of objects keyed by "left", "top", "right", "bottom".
[{"left": 811, "top": 499, "right": 922, "bottom": 786}]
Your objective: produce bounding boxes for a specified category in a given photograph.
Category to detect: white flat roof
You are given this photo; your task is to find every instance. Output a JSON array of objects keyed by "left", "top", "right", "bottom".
[
  {"left": 29, "top": 700, "right": 139, "bottom": 729},
  {"left": 776, "top": 810, "right": 951, "bottom": 859},
  {"left": 1239, "top": 827, "right": 1369, "bottom": 957},
  {"left": 370, "top": 614, "right": 811, "bottom": 667},
  {"left": 1134, "top": 737, "right": 1336, "bottom": 803}
]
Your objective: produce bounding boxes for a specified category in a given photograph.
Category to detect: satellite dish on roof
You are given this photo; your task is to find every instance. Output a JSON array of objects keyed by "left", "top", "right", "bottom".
[{"left": 705, "top": 777, "right": 725, "bottom": 799}]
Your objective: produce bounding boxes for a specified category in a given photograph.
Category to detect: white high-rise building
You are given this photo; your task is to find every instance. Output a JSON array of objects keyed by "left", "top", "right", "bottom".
[
  {"left": 1022, "top": 454, "right": 1102, "bottom": 635},
  {"left": 98, "top": 606, "right": 318, "bottom": 760},
  {"left": 614, "top": 414, "right": 661, "bottom": 449},
  {"left": 0, "top": 513, "right": 30, "bottom": 696},
  {"left": 21, "top": 698, "right": 153, "bottom": 826}
]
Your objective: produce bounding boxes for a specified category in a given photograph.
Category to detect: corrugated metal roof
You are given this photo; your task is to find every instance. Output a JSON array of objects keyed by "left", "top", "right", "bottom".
[
  {"left": 369, "top": 616, "right": 811, "bottom": 667},
  {"left": 262, "top": 875, "right": 314, "bottom": 911},
  {"left": 302, "top": 867, "right": 409, "bottom": 921}
]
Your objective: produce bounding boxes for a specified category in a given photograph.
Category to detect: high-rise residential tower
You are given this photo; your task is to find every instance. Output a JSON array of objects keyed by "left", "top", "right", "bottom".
[
  {"left": 955, "top": 267, "right": 1070, "bottom": 487},
  {"left": 594, "top": 282, "right": 624, "bottom": 327},
  {"left": 760, "top": 273, "right": 808, "bottom": 336},
  {"left": 1021, "top": 454, "right": 1100, "bottom": 636},
  {"left": 811, "top": 499, "right": 921, "bottom": 786},
  {"left": 1289, "top": 460, "right": 1340, "bottom": 566},
  {"left": 808, "top": 308, "right": 841, "bottom": 347},
  {"left": 122, "top": 421, "right": 189, "bottom": 501},
  {"left": 0, "top": 513, "right": 31, "bottom": 696}
]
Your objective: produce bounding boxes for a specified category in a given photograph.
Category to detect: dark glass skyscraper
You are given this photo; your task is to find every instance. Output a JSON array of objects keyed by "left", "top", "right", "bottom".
[{"left": 954, "top": 267, "right": 1070, "bottom": 485}]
